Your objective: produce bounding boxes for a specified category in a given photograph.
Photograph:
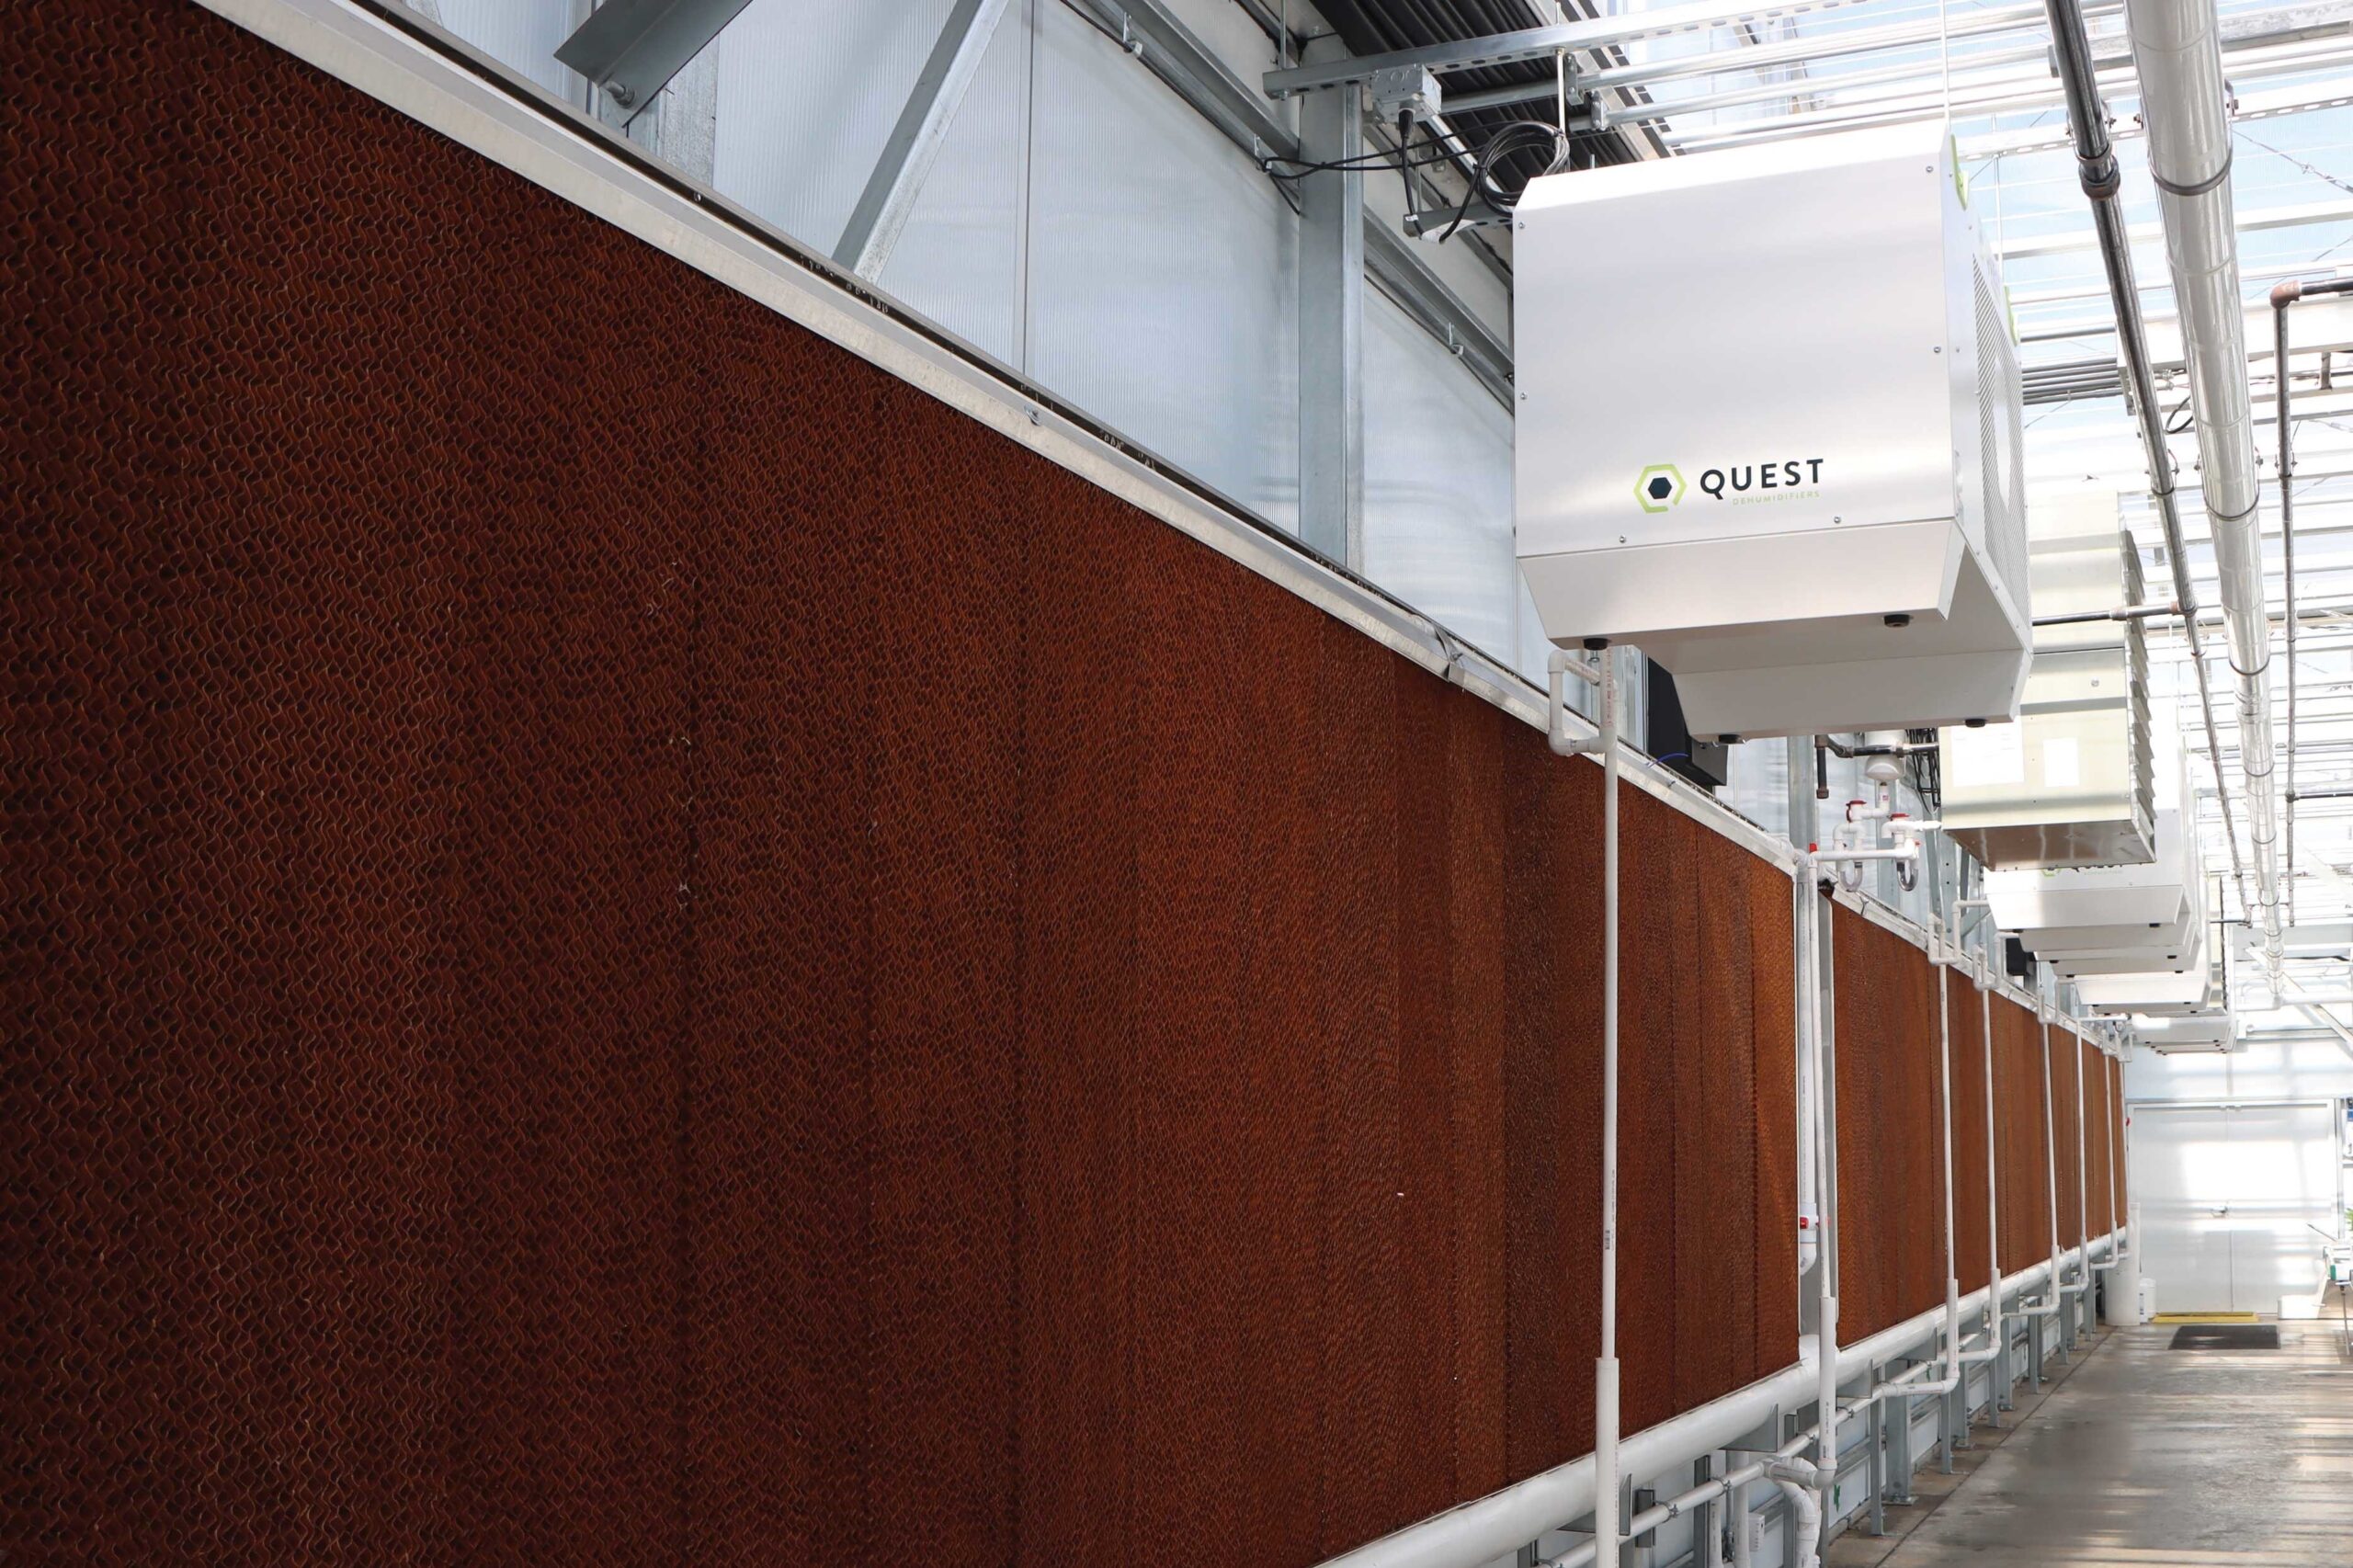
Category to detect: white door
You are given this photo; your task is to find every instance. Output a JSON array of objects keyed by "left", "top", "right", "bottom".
[{"left": 2132, "top": 1101, "right": 2344, "bottom": 1314}]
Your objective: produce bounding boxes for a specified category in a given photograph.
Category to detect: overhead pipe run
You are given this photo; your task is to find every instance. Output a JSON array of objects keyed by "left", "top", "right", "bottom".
[
  {"left": 2125, "top": 0, "right": 2287, "bottom": 976},
  {"left": 2039, "top": 0, "right": 2262, "bottom": 954}
]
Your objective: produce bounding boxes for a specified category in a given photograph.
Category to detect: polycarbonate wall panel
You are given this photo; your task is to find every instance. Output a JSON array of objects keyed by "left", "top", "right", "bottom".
[
  {"left": 1363, "top": 290, "right": 1517, "bottom": 662},
  {"left": 711, "top": 2, "right": 969, "bottom": 256},
  {"left": 1026, "top": 1, "right": 1300, "bottom": 529},
  {"left": 409, "top": 0, "right": 1545, "bottom": 593},
  {"left": 873, "top": 1, "right": 1033, "bottom": 367},
  {"left": 412, "top": 0, "right": 582, "bottom": 102}
]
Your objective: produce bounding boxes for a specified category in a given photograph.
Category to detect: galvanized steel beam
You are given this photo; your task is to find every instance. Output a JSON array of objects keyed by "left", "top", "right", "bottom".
[
  {"left": 555, "top": 0, "right": 754, "bottom": 118},
  {"left": 833, "top": 0, "right": 1016, "bottom": 281},
  {"left": 1298, "top": 52, "right": 1365, "bottom": 567}
]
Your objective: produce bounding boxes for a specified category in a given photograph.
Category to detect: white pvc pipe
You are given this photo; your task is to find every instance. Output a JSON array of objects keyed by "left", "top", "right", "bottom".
[
  {"left": 2040, "top": 1009, "right": 2064, "bottom": 1301},
  {"left": 1810, "top": 884, "right": 1841, "bottom": 1537},
  {"left": 1767, "top": 1467, "right": 1823, "bottom": 1568},
  {"left": 1934, "top": 917, "right": 1962, "bottom": 1396},
  {"left": 1596, "top": 654, "right": 1623, "bottom": 1567},
  {"left": 1544, "top": 648, "right": 1626, "bottom": 1560},
  {"left": 2075, "top": 1030, "right": 2090, "bottom": 1315},
  {"left": 1795, "top": 881, "right": 1821, "bottom": 1278},
  {"left": 1978, "top": 961, "right": 2004, "bottom": 1390},
  {"left": 2127, "top": 0, "right": 2285, "bottom": 974}
]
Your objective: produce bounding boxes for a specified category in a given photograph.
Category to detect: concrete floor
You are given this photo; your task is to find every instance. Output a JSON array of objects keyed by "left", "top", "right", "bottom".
[{"left": 1826, "top": 1321, "right": 2353, "bottom": 1567}]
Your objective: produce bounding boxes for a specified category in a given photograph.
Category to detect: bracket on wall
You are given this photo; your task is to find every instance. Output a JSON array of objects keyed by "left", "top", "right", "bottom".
[{"left": 555, "top": 0, "right": 756, "bottom": 118}]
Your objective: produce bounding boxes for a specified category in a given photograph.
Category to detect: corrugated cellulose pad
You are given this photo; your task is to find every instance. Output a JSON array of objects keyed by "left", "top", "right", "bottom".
[
  {"left": 6, "top": 4, "right": 1798, "bottom": 1562},
  {"left": 1829, "top": 905, "right": 1948, "bottom": 1344},
  {"left": 1993, "top": 995, "right": 2057, "bottom": 1277}
]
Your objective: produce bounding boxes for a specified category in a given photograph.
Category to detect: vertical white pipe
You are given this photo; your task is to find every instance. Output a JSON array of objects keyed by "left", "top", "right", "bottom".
[
  {"left": 2118, "top": 1050, "right": 2136, "bottom": 1243},
  {"left": 1812, "top": 892, "right": 1840, "bottom": 1536},
  {"left": 1936, "top": 922, "right": 1961, "bottom": 1382},
  {"left": 2040, "top": 1011, "right": 2063, "bottom": 1294},
  {"left": 1595, "top": 657, "right": 1622, "bottom": 1567},
  {"left": 2074, "top": 1032, "right": 2089, "bottom": 1265},
  {"left": 1788, "top": 742, "right": 1820, "bottom": 1280},
  {"left": 1980, "top": 965, "right": 2003, "bottom": 1369}
]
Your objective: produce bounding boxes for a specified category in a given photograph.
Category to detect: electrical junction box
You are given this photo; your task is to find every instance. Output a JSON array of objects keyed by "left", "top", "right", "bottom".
[
  {"left": 1513, "top": 121, "right": 2032, "bottom": 740},
  {"left": 1942, "top": 489, "right": 2156, "bottom": 869}
]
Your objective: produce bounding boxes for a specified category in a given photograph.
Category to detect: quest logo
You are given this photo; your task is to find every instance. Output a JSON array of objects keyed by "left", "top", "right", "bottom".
[{"left": 1636, "top": 459, "right": 1826, "bottom": 510}]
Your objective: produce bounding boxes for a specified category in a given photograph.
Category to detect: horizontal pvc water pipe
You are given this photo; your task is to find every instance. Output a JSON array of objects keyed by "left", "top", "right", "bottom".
[
  {"left": 1546, "top": 1443, "right": 1824, "bottom": 1568},
  {"left": 1313, "top": 1231, "right": 2124, "bottom": 1568}
]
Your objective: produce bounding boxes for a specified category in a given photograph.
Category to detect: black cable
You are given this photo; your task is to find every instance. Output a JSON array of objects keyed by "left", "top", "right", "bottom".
[
  {"left": 1437, "top": 118, "right": 1567, "bottom": 243},
  {"left": 1397, "top": 110, "right": 1416, "bottom": 215},
  {"left": 1260, "top": 142, "right": 1462, "bottom": 181}
]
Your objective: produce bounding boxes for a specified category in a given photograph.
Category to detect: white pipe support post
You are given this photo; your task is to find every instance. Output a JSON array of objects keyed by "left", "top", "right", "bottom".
[
  {"left": 1932, "top": 913, "right": 1963, "bottom": 1397},
  {"left": 1976, "top": 956, "right": 2005, "bottom": 1400},
  {"left": 1595, "top": 650, "right": 1623, "bottom": 1568},
  {"left": 1805, "top": 869, "right": 1840, "bottom": 1541},
  {"left": 2039, "top": 1012, "right": 2064, "bottom": 1305}
]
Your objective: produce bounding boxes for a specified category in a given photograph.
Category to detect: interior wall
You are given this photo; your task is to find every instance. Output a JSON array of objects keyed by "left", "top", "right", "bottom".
[{"left": 9, "top": 5, "right": 1796, "bottom": 1562}]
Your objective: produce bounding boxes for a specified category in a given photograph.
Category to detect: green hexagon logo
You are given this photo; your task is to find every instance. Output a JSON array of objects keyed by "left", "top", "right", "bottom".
[{"left": 1634, "top": 463, "right": 1685, "bottom": 514}]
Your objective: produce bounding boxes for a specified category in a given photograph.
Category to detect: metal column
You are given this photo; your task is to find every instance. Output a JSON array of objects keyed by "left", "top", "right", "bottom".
[{"left": 1295, "top": 50, "right": 1364, "bottom": 567}]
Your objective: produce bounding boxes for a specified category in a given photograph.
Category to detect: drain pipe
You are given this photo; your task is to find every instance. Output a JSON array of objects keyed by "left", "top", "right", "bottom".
[
  {"left": 1550, "top": 644, "right": 1621, "bottom": 1564},
  {"left": 2040, "top": 0, "right": 2256, "bottom": 935},
  {"left": 1765, "top": 1459, "right": 1824, "bottom": 1568},
  {"left": 1808, "top": 869, "right": 1840, "bottom": 1543},
  {"left": 2271, "top": 278, "right": 2353, "bottom": 926},
  {"left": 2074, "top": 1028, "right": 2090, "bottom": 1332},
  {"left": 1977, "top": 959, "right": 2005, "bottom": 1375},
  {"left": 1935, "top": 918, "right": 1963, "bottom": 1392},
  {"left": 2125, "top": 0, "right": 2284, "bottom": 976}
]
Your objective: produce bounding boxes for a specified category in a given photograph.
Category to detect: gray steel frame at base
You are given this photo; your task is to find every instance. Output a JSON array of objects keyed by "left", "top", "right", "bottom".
[{"left": 1317, "top": 1230, "right": 2125, "bottom": 1568}]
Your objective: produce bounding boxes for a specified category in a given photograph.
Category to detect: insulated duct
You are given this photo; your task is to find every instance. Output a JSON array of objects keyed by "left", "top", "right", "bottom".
[{"left": 2125, "top": 0, "right": 2286, "bottom": 974}]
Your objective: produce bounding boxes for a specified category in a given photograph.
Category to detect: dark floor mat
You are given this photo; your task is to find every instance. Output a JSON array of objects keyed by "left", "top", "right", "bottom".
[{"left": 2168, "top": 1323, "right": 2281, "bottom": 1350}]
